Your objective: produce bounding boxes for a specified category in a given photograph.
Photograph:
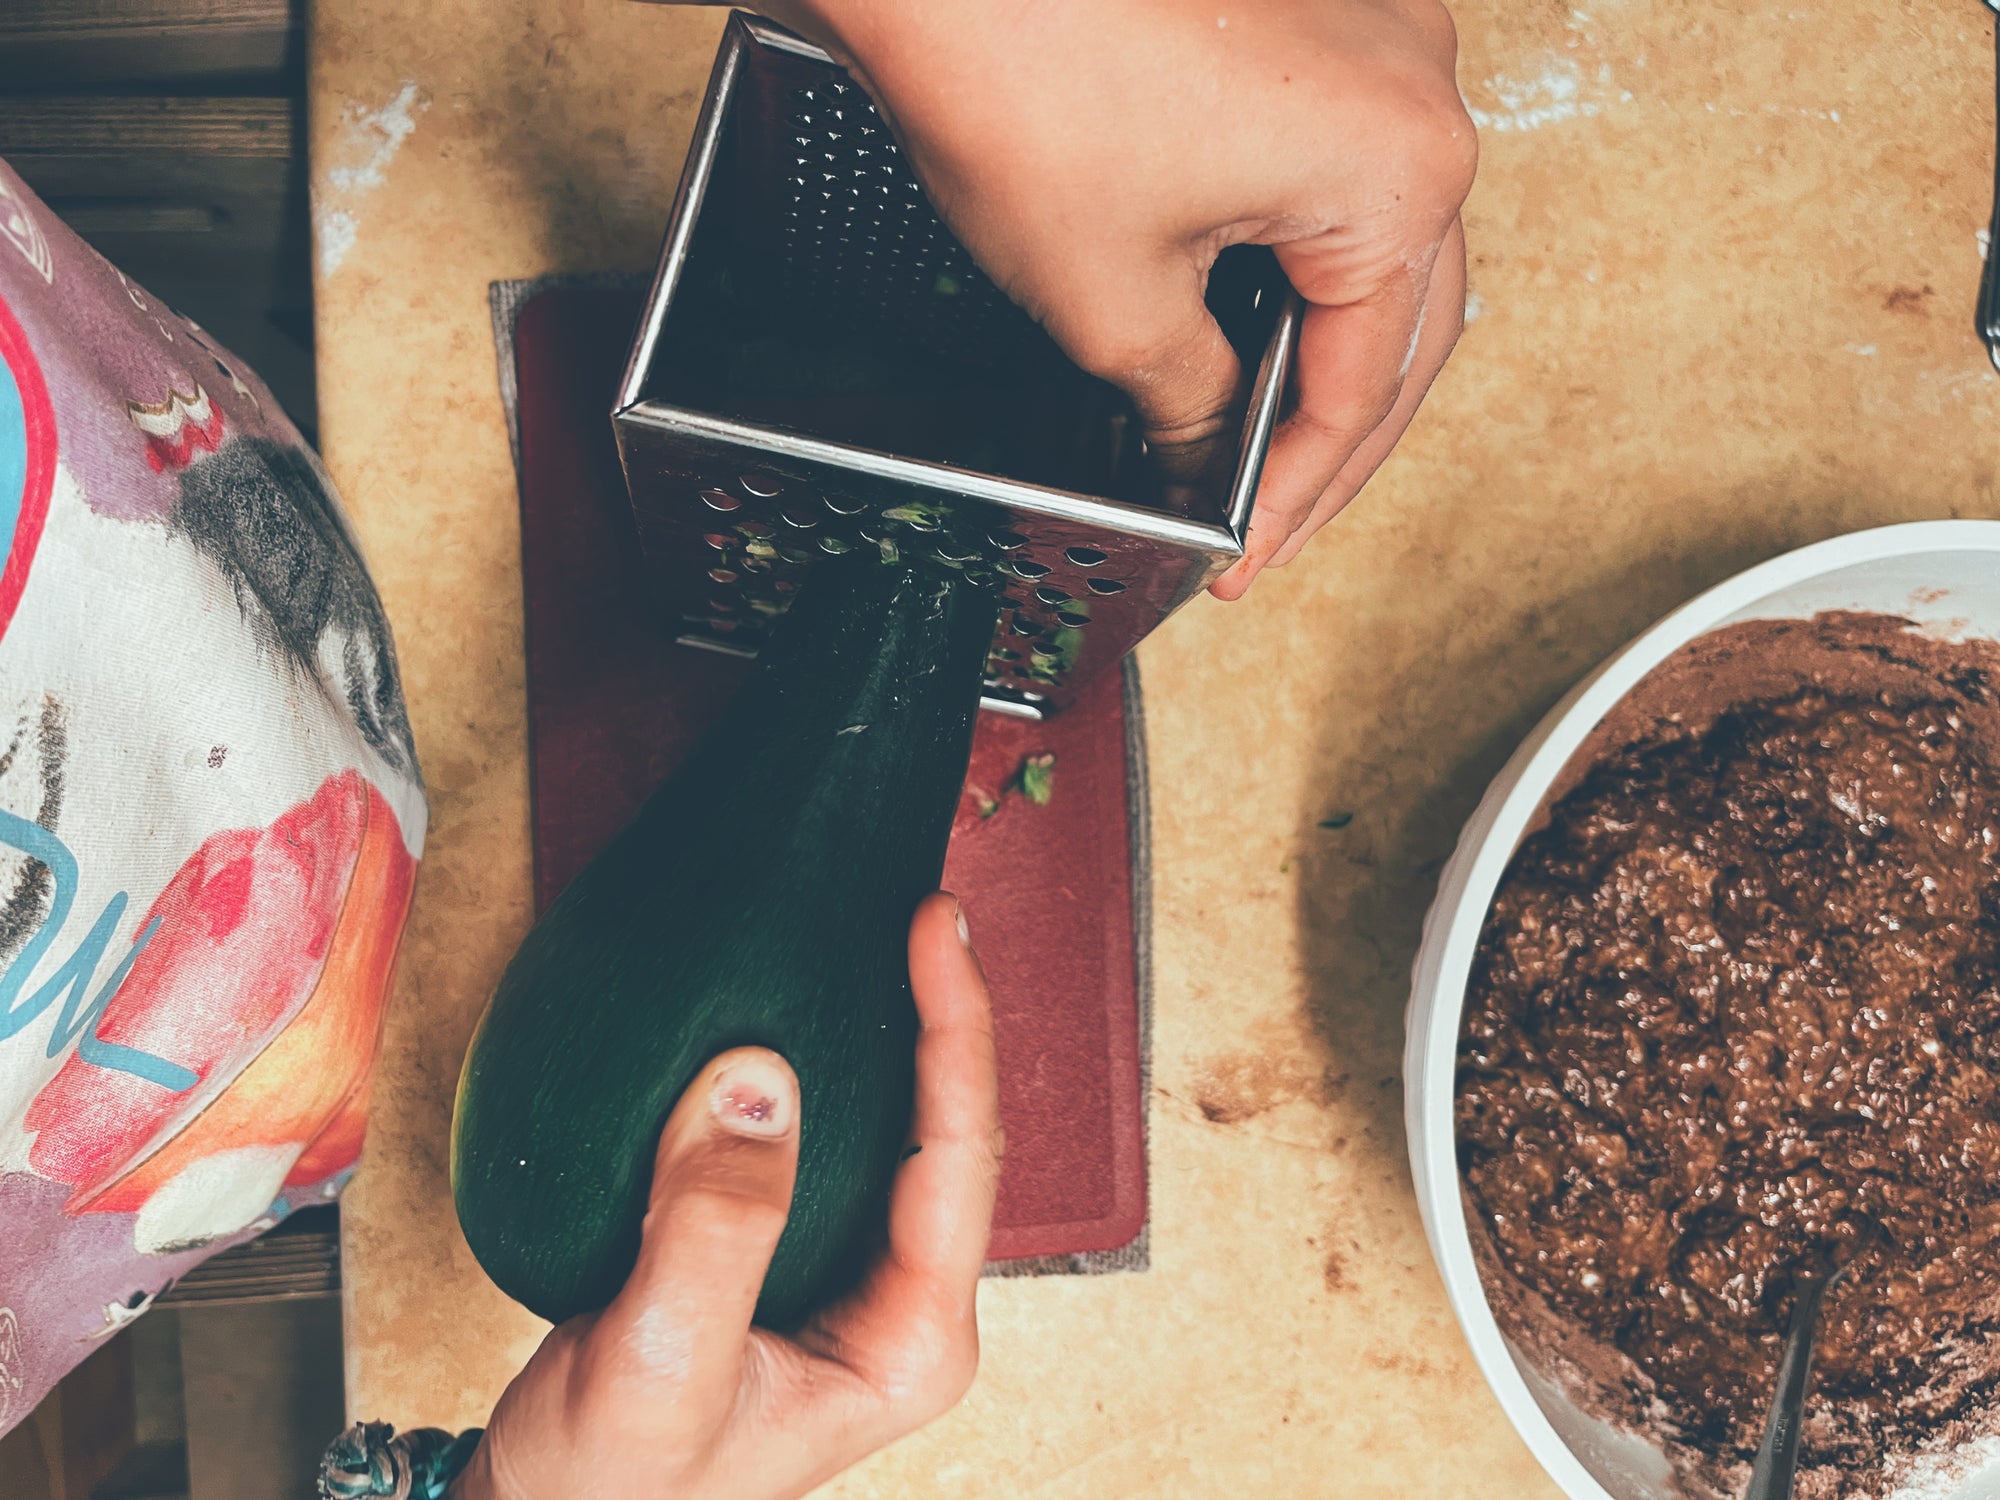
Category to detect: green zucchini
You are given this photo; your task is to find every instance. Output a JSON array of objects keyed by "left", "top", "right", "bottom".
[{"left": 451, "top": 554, "right": 998, "bottom": 1327}]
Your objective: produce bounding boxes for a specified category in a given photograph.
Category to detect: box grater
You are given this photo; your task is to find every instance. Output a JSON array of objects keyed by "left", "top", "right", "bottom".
[{"left": 613, "top": 11, "right": 1298, "bottom": 717}]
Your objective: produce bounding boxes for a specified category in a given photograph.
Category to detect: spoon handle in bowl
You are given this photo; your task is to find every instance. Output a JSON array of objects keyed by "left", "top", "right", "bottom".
[{"left": 1745, "top": 1275, "right": 1833, "bottom": 1500}]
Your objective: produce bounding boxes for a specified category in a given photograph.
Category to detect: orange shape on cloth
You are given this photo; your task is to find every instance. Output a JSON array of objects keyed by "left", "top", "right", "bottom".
[{"left": 75, "top": 776, "right": 416, "bottom": 1222}]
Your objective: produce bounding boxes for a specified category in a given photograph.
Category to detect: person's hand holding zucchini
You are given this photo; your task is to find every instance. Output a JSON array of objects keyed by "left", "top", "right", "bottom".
[{"left": 449, "top": 894, "right": 1002, "bottom": 1500}]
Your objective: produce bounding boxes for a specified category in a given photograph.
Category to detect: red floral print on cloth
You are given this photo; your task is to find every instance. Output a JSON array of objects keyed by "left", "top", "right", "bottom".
[
  {"left": 128, "top": 385, "right": 226, "bottom": 474},
  {"left": 23, "top": 770, "right": 416, "bottom": 1251}
]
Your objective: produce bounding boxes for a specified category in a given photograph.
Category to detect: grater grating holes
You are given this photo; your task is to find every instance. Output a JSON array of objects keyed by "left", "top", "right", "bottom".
[
  {"left": 784, "top": 80, "right": 1036, "bottom": 363},
  {"left": 675, "top": 468, "right": 1133, "bottom": 700},
  {"left": 623, "top": 18, "right": 1294, "bottom": 716}
]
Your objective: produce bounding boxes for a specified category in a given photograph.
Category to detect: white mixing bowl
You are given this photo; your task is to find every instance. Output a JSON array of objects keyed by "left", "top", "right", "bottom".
[{"left": 1405, "top": 520, "right": 2000, "bottom": 1500}]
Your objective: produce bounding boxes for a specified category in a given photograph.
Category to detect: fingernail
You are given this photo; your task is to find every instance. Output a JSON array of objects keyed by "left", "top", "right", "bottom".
[
  {"left": 954, "top": 901, "right": 972, "bottom": 948},
  {"left": 711, "top": 1056, "right": 792, "bottom": 1138}
]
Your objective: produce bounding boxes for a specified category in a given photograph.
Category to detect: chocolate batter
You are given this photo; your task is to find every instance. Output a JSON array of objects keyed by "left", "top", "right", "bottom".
[{"left": 1457, "top": 612, "right": 2000, "bottom": 1499}]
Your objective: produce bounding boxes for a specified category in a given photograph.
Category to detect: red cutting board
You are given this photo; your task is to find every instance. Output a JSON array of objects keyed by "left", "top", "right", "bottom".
[{"left": 508, "top": 286, "right": 1146, "bottom": 1263}]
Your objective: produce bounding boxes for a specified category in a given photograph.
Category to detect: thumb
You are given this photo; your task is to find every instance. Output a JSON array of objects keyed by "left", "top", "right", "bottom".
[
  {"left": 600, "top": 1048, "right": 801, "bottom": 1390},
  {"left": 1029, "top": 248, "right": 1244, "bottom": 477}
]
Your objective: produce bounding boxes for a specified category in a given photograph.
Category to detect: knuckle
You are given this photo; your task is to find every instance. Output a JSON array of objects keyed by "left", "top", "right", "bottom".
[
  {"left": 1397, "top": 82, "right": 1480, "bottom": 207},
  {"left": 657, "top": 1171, "right": 791, "bottom": 1249},
  {"left": 667, "top": 1143, "right": 790, "bottom": 1205},
  {"left": 703, "top": 1184, "right": 792, "bottom": 1244},
  {"left": 884, "top": 1313, "right": 981, "bottom": 1422},
  {"left": 1296, "top": 383, "right": 1397, "bottom": 448},
  {"left": 925, "top": 1336, "right": 981, "bottom": 1416},
  {"left": 1402, "top": 0, "right": 1461, "bottom": 65},
  {"left": 1062, "top": 325, "right": 1169, "bottom": 385}
]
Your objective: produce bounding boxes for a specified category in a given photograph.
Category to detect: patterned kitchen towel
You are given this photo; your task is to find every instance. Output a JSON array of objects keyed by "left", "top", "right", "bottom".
[{"left": 0, "top": 159, "right": 425, "bottom": 1438}]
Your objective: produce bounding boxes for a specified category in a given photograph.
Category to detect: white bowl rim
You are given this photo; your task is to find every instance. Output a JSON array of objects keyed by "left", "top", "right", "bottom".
[{"left": 1404, "top": 519, "right": 2000, "bottom": 1500}]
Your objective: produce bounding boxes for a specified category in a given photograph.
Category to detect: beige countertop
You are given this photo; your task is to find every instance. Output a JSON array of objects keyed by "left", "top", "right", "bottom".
[{"left": 309, "top": 1, "right": 2000, "bottom": 1492}]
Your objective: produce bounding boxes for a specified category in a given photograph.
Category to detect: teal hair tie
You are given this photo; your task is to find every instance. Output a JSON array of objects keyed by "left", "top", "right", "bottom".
[{"left": 318, "top": 1421, "right": 484, "bottom": 1500}]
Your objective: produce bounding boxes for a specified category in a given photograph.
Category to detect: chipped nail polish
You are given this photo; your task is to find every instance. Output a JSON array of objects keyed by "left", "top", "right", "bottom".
[{"left": 711, "top": 1056, "right": 791, "bottom": 1138}]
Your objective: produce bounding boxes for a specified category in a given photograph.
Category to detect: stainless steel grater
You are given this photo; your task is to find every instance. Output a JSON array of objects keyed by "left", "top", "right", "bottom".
[{"left": 613, "top": 10, "right": 1298, "bottom": 717}]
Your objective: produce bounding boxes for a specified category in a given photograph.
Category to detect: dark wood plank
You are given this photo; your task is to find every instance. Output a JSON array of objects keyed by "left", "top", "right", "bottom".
[
  {"left": 157, "top": 1216, "right": 340, "bottom": 1308},
  {"left": 0, "top": 97, "right": 299, "bottom": 202},
  {"left": 0, "top": 0, "right": 294, "bottom": 36},
  {"left": 0, "top": 0, "right": 300, "bottom": 88},
  {"left": 0, "top": 97, "right": 295, "bottom": 157},
  {"left": 92, "top": 1441, "right": 190, "bottom": 1500},
  {"left": 59, "top": 198, "right": 305, "bottom": 282},
  {"left": 179, "top": 1300, "right": 343, "bottom": 1500},
  {"left": 54, "top": 1336, "right": 136, "bottom": 1499}
]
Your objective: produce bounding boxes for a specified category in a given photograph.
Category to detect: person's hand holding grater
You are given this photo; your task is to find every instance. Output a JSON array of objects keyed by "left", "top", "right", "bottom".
[{"left": 739, "top": 0, "right": 1478, "bottom": 600}]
